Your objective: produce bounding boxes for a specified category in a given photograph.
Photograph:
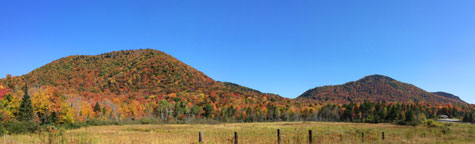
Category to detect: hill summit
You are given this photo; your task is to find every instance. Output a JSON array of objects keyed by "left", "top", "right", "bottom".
[
  {"left": 2, "top": 49, "right": 286, "bottom": 105},
  {"left": 432, "top": 92, "right": 464, "bottom": 102},
  {"left": 297, "top": 75, "right": 467, "bottom": 105},
  {"left": 23, "top": 49, "right": 216, "bottom": 94}
]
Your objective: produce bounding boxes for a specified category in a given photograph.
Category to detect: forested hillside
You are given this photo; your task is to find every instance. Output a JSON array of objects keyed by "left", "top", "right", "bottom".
[
  {"left": 0, "top": 49, "right": 297, "bottom": 126},
  {"left": 0, "top": 49, "right": 472, "bottom": 134},
  {"left": 23, "top": 49, "right": 215, "bottom": 94},
  {"left": 432, "top": 92, "right": 464, "bottom": 102},
  {"left": 298, "top": 75, "right": 467, "bottom": 105}
]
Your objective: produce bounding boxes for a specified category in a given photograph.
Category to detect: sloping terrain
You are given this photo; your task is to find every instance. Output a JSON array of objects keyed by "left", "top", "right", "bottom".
[
  {"left": 297, "top": 75, "right": 467, "bottom": 105},
  {"left": 0, "top": 49, "right": 289, "bottom": 114}
]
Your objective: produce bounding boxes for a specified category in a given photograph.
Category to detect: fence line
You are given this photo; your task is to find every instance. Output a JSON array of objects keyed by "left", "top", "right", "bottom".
[{"left": 196, "top": 129, "right": 388, "bottom": 143}]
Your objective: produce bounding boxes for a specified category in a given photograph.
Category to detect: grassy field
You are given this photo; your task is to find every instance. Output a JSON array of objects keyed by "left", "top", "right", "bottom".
[{"left": 2, "top": 121, "right": 474, "bottom": 144}]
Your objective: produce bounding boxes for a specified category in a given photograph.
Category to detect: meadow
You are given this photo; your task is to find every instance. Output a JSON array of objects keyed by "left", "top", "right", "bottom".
[{"left": 2, "top": 121, "right": 474, "bottom": 144}]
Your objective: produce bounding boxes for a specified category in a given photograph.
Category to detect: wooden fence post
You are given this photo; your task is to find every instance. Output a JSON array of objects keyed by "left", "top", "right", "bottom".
[
  {"left": 308, "top": 130, "right": 313, "bottom": 144},
  {"left": 362, "top": 132, "right": 364, "bottom": 142},
  {"left": 199, "top": 132, "right": 203, "bottom": 143},
  {"left": 234, "top": 132, "right": 238, "bottom": 144},
  {"left": 277, "top": 129, "right": 281, "bottom": 144},
  {"left": 382, "top": 132, "right": 385, "bottom": 140}
]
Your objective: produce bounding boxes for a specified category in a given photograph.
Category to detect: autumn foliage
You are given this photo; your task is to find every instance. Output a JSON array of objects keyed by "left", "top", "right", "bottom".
[
  {"left": 0, "top": 49, "right": 472, "bottom": 132},
  {"left": 298, "top": 75, "right": 467, "bottom": 105}
]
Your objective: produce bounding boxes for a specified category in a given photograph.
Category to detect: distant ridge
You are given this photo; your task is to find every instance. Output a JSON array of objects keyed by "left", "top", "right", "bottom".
[
  {"left": 432, "top": 92, "right": 465, "bottom": 103},
  {"left": 297, "top": 75, "right": 467, "bottom": 105}
]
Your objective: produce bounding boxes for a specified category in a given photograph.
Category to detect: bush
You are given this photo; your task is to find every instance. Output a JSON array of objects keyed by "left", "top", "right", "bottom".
[
  {"left": 441, "top": 126, "right": 451, "bottom": 135},
  {"left": 0, "top": 123, "right": 6, "bottom": 135},
  {"left": 87, "top": 119, "right": 121, "bottom": 126},
  {"left": 85, "top": 119, "right": 106, "bottom": 126},
  {"left": 60, "top": 122, "right": 83, "bottom": 130},
  {"left": 4, "top": 121, "right": 39, "bottom": 134},
  {"left": 140, "top": 118, "right": 154, "bottom": 124},
  {"left": 423, "top": 119, "right": 441, "bottom": 128}
]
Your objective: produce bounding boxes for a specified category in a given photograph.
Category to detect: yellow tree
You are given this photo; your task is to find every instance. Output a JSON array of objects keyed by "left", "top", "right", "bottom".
[
  {"left": 32, "top": 88, "right": 52, "bottom": 123},
  {"left": 129, "top": 100, "right": 144, "bottom": 120},
  {"left": 59, "top": 103, "right": 75, "bottom": 124},
  {"left": 7, "top": 90, "right": 24, "bottom": 120},
  {"left": 79, "top": 101, "right": 94, "bottom": 121}
]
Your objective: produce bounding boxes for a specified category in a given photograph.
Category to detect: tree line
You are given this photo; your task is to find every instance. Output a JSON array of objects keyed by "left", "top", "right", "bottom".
[{"left": 1, "top": 83, "right": 473, "bottom": 135}]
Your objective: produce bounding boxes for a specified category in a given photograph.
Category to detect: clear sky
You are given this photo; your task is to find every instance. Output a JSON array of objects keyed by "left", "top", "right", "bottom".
[{"left": 1, "top": 0, "right": 474, "bottom": 103}]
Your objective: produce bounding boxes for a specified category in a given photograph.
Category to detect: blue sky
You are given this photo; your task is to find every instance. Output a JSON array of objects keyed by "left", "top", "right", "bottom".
[{"left": 1, "top": 0, "right": 474, "bottom": 103}]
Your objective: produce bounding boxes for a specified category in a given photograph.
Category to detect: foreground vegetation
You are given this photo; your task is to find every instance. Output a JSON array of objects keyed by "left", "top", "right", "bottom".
[
  {"left": 3, "top": 121, "right": 474, "bottom": 144},
  {"left": 1, "top": 83, "right": 474, "bottom": 136}
]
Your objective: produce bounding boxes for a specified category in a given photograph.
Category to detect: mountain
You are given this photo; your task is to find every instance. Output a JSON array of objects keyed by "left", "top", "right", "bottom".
[
  {"left": 432, "top": 92, "right": 465, "bottom": 102},
  {"left": 1, "top": 49, "right": 288, "bottom": 105},
  {"left": 297, "top": 75, "right": 467, "bottom": 105},
  {"left": 0, "top": 49, "right": 299, "bottom": 123},
  {"left": 22, "top": 49, "right": 216, "bottom": 94}
]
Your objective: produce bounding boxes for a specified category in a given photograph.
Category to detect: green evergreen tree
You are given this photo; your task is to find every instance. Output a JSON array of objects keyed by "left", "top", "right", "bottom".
[
  {"left": 102, "top": 107, "right": 107, "bottom": 116},
  {"left": 469, "top": 113, "right": 474, "bottom": 123},
  {"left": 404, "top": 109, "right": 417, "bottom": 125},
  {"left": 94, "top": 102, "right": 101, "bottom": 113},
  {"left": 49, "top": 112, "right": 59, "bottom": 124},
  {"left": 405, "top": 109, "right": 414, "bottom": 121},
  {"left": 203, "top": 103, "right": 214, "bottom": 118},
  {"left": 463, "top": 112, "right": 469, "bottom": 122},
  {"left": 18, "top": 83, "right": 34, "bottom": 121}
]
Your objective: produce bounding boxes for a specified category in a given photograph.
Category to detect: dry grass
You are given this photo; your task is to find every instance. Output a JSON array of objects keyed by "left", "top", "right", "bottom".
[{"left": 2, "top": 121, "right": 474, "bottom": 144}]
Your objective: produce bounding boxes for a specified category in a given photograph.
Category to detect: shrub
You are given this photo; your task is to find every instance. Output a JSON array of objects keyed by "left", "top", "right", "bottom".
[
  {"left": 85, "top": 119, "right": 106, "bottom": 126},
  {"left": 0, "top": 123, "right": 6, "bottom": 135},
  {"left": 441, "top": 126, "right": 451, "bottom": 135},
  {"left": 4, "top": 121, "right": 39, "bottom": 134},
  {"left": 423, "top": 119, "right": 441, "bottom": 128},
  {"left": 140, "top": 118, "right": 154, "bottom": 124},
  {"left": 63, "top": 119, "right": 114, "bottom": 127}
]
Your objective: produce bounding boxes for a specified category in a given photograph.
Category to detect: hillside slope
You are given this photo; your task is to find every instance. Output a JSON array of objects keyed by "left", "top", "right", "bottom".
[
  {"left": 297, "top": 75, "right": 467, "bottom": 105},
  {"left": 1, "top": 49, "right": 288, "bottom": 106},
  {"left": 22, "top": 49, "right": 215, "bottom": 94},
  {"left": 432, "top": 92, "right": 465, "bottom": 102}
]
